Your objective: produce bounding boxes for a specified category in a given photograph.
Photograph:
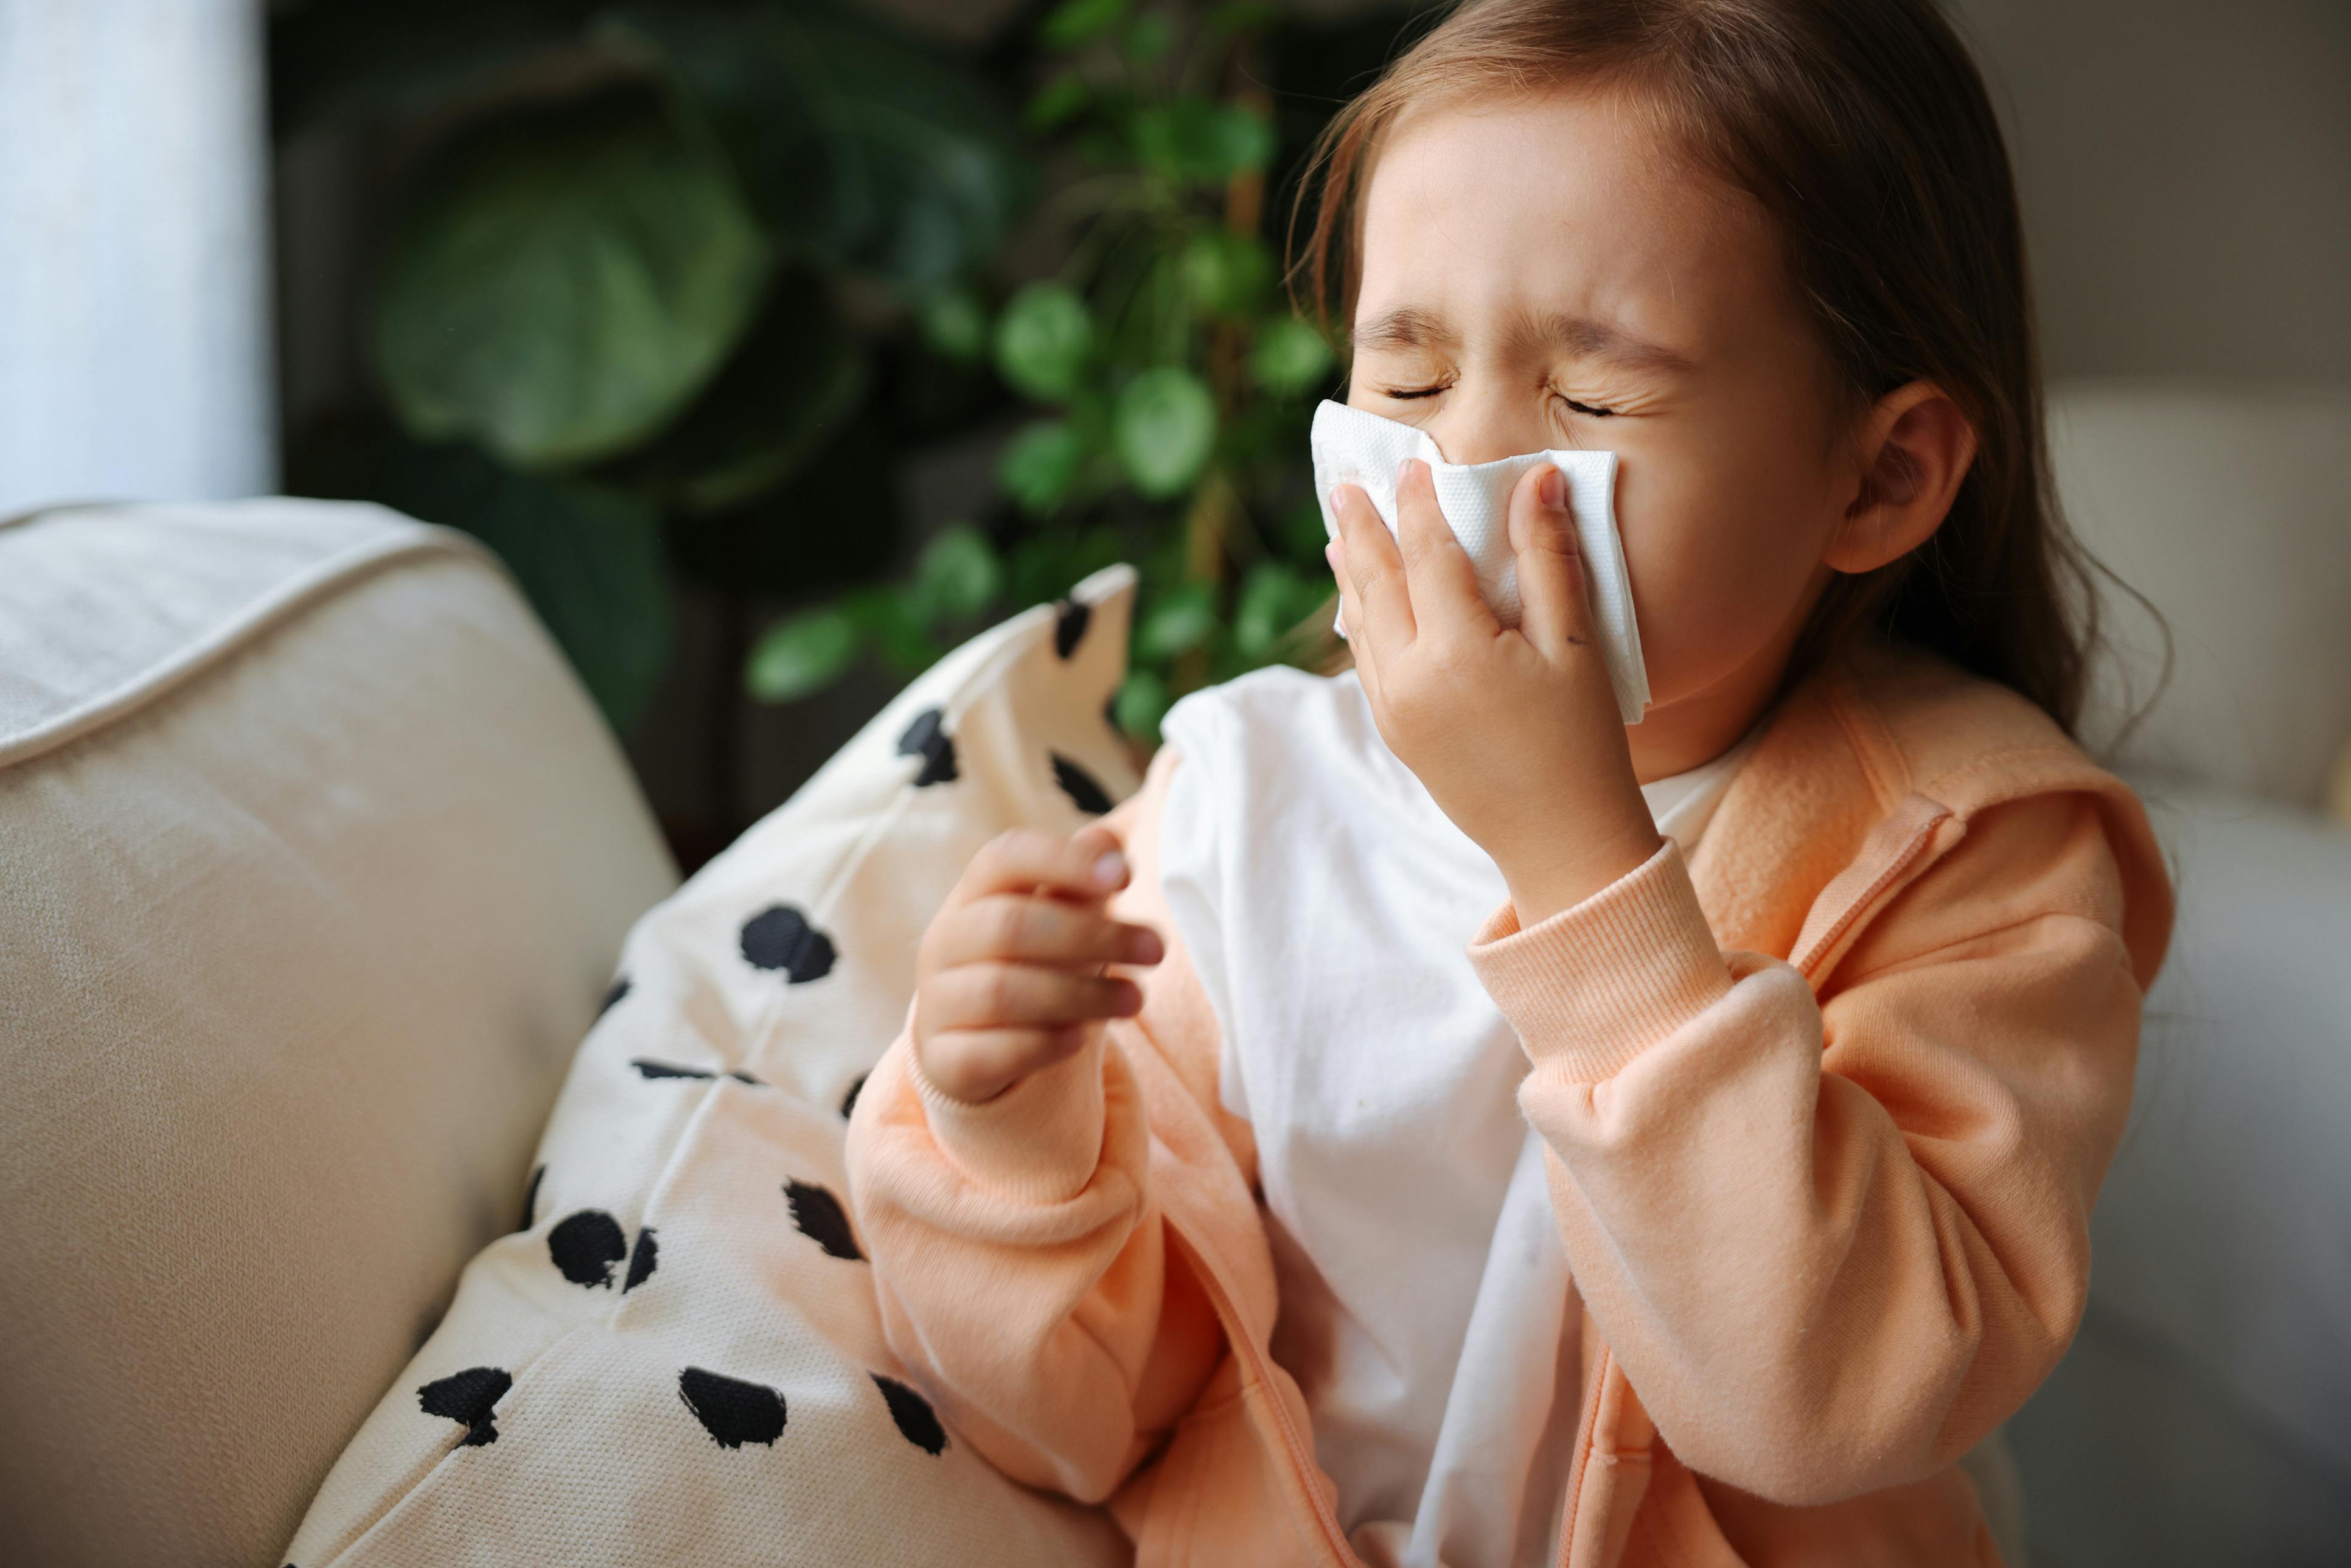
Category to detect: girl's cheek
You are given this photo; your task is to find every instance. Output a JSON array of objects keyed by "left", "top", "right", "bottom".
[{"left": 1615, "top": 444, "right": 1820, "bottom": 699}]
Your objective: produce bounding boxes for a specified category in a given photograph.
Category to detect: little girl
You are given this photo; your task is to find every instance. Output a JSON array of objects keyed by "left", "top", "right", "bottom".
[{"left": 846, "top": 2, "right": 2175, "bottom": 1564}]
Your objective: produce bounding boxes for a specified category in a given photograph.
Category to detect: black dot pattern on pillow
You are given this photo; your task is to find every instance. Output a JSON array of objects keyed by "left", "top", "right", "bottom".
[
  {"left": 418, "top": 1367, "right": 512, "bottom": 1447},
  {"left": 1053, "top": 597, "right": 1090, "bottom": 658},
  {"left": 785, "top": 1179, "right": 862, "bottom": 1261},
  {"left": 624, "top": 1227, "right": 659, "bottom": 1293},
  {"left": 548, "top": 1210, "right": 628, "bottom": 1288},
  {"left": 896, "top": 706, "right": 958, "bottom": 786},
  {"left": 679, "top": 1367, "right": 787, "bottom": 1449},
  {"left": 632, "top": 1058, "right": 712, "bottom": 1081},
  {"left": 1051, "top": 751, "right": 1113, "bottom": 815},
  {"left": 872, "top": 1373, "right": 949, "bottom": 1455},
  {"left": 739, "top": 905, "right": 837, "bottom": 983},
  {"left": 283, "top": 571, "right": 1149, "bottom": 1568}
]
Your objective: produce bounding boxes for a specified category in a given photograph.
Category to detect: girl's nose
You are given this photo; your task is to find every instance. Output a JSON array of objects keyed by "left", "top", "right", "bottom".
[{"left": 1421, "top": 377, "right": 1545, "bottom": 466}]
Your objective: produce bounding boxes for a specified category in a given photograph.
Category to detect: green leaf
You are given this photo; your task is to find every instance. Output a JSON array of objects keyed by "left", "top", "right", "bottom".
[
  {"left": 994, "top": 282, "right": 1095, "bottom": 402},
  {"left": 1135, "top": 580, "right": 1218, "bottom": 660},
  {"left": 1250, "top": 316, "right": 1335, "bottom": 398},
  {"left": 999, "top": 420, "right": 1088, "bottom": 515},
  {"left": 1132, "top": 99, "right": 1274, "bottom": 187},
  {"left": 911, "top": 523, "right": 1003, "bottom": 621},
  {"left": 746, "top": 606, "right": 860, "bottom": 702},
  {"left": 1025, "top": 72, "right": 1094, "bottom": 133},
  {"left": 376, "top": 86, "right": 771, "bottom": 469},
  {"left": 1179, "top": 229, "right": 1274, "bottom": 316},
  {"left": 1125, "top": 12, "right": 1174, "bottom": 62},
  {"left": 1115, "top": 367, "right": 1217, "bottom": 499},
  {"left": 1233, "top": 559, "right": 1328, "bottom": 658},
  {"left": 598, "top": 265, "right": 866, "bottom": 514},
  {"left": 1041, "top": 0, "right": 1127, "bottom": 48},
  {"left": 1205, "top": 0, "right": 1279, "bottom": 37},
  {"left": 918, "top": 284, "right": 990, "bottom": 363},
  {"left": 840, "top": 585, "right": 945, "bottom": 673},
  {"left": 1112, "top": 667, "right": 1172, "bottom": 741},
  {"left": 611, "top": 6, "right": 1034, "bottom": 293}
]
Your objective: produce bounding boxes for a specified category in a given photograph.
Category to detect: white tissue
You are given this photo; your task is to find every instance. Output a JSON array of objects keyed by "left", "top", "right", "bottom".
[{"left": 1310, "top": 399, "right": 1649, "bottom": 725}]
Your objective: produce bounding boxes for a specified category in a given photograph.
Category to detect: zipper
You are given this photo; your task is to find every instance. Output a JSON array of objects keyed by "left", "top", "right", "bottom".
[{"left": 1169, "top": 1225, "right": 1362, "bottom": 1566}]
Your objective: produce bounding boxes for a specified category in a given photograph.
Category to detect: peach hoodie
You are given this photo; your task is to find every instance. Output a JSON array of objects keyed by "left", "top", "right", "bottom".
[{"left": 843, "top": 636, "right": 2174, "bottom": 1567}]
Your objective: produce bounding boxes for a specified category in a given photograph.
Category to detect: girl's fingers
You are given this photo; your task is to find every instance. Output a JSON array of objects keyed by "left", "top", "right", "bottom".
[
  {"left": 1325, "top": 535, "right": 1387, "bottom": 713},
  {"left": 1326, "top": 478, "right": 1416, "bottom": 644},
  {"left": 1391, "top": 457, "right": 1498, "bottom": 639},
  {"left": 930, "top": 893, "right": 1164, "bottom": 970},
  {"left": 1508, "top": 461, "right": 1593, "bottom": 663},
  {"left": 921, "top": 1023, "right": 1091, "bottom": 1103},
  {"left": 950, "top": 823, "right": 1127, "bottom": 910},
  {"left": 925, "top": 959, "right": 1144, "bottom": 1033}
]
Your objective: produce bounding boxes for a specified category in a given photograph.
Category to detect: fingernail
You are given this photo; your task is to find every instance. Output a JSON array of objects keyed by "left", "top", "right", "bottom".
[
  {"left": 1326, "top": 485, "right": 1345, "bottom": 514},
  {"left": 1539, "top": 467, "right": 1564, "bottom": 509},
  {"left": 1092, "top": 850, "right": 1127, "bottom": 888},
  {"left": 1394, "top": 456, "right": 1413, "bottom": 484},
  {"left": 1129, "top": 927, "right": 1164, "bottom": 962}
]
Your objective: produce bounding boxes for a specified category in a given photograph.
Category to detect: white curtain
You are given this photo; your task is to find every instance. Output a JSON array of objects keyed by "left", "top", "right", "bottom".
[{"left": 0, "top": 0, "right": 274, "bottom": 517}]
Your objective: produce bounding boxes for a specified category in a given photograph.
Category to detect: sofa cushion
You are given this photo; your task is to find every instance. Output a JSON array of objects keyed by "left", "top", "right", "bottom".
[
  {"left": 280, "top": 565, "right": 1143, "bottom": 1567},
  {"left": 0, "top": 500, "right": 678, "bottom": 1568}
]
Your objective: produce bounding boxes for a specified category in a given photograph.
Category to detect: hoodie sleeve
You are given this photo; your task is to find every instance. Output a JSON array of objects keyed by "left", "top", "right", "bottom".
[
  {"left": 842, "top": 742, "right": 1235, "bottom": 1505},
  {"left": 1466, "top": 784, "right": 2161, "bottom": 1507}
]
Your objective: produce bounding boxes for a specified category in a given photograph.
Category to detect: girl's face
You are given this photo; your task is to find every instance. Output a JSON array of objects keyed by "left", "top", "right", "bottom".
[{"left": 1347, "top": 85, "right": 1858, "bottom": 777}]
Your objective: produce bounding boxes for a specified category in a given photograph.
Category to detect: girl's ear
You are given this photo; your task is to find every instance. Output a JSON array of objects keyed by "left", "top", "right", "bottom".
[{"left": 1825, "top": 381, "right": 1978, "bottom": 574}]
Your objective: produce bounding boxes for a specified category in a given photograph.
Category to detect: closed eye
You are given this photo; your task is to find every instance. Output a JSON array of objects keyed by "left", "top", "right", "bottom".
[{"left": 1373, "top": 383, "right": 1619, "bottom": 419}]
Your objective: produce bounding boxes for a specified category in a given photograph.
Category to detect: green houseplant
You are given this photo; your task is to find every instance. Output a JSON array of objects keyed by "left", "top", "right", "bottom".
[{"left": 743, "top": 0, "right": 1348, "bottom": 743}]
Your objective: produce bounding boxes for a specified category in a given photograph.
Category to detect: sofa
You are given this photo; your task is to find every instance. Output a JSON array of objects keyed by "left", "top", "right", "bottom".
[{"left": 1, "top": 381, "right": 2345, "bottom": 1566}]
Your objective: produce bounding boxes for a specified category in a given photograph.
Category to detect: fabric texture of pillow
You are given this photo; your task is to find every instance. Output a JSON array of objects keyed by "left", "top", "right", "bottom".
[{"left": 283, "top": 565, "right": 1144, "bottom": 1568}]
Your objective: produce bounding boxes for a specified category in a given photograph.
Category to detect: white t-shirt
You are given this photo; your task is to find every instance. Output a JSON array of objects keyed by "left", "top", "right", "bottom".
[{"left": 1157, "top": 665, "right": 1757, "bottom": 1568}]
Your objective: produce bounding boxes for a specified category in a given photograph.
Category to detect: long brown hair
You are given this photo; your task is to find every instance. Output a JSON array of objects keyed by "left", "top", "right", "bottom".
[{"left": 1280, "top": 0, "right": 2144, "bottom": 736}]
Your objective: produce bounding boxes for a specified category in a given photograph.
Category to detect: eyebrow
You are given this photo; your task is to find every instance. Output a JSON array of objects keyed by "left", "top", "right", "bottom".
[{"left": 1350, "top": 304, "right": 1698, "bottom": 374}]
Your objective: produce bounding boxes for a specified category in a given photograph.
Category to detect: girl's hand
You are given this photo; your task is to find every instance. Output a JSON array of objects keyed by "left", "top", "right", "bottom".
[
  {"left": 1325, "top": 457, "right": 1662, "bottom": 924},
  {"left": 912, "top": 823, "right": 1165, "bottom": 1104}
]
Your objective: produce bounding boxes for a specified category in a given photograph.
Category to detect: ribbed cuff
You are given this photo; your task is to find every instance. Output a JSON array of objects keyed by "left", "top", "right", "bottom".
[
  {"left": 906, "top": 1020, "right": 1110, "bottom": 1205},
  {"left": 1465, "top": 837, "right": 1733, "bottom": 1082}
]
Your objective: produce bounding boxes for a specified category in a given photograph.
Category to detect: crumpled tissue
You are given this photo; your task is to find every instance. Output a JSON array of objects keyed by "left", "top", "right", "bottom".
[{"left": 1311, "top": 398, "right": 1649, "bottom": 724}]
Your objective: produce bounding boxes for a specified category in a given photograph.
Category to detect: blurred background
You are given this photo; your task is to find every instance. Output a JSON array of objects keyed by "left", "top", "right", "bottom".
[
  {"left": 2, "top": 4, "right": 2347, "bottom": 1563},
  {"left": 4, "top": 0, "right": 2344, "bottom": 871}
]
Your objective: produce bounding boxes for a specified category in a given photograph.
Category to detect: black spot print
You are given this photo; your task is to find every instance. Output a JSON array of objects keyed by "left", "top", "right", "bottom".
[
  {"left": 624, "top": 1227, "right": 659, "bottom": 1292},
  {"left": 632, "top": 1058, "right": 714, "bottom": 1081},
  {"left": 597, "top": 975, "right": 631, "bottom": 1017},
  {"left": 548, "top": 1210, "right": 628, "bottom": 1288},
  {"left": 872, "top": 1373, "right": 948, "bottom": 1455},
  {"left": 419, "top": 1366, "right": 512, "bottom": 1447},
  {"left": 1053, "top": 597, "right": 1090, "bottom": 658},
  {"left": 1052, "top": 751, "right": 1112, "bottom": 815},
  {"left": 517, "top": 1163, "right": 545, "bottom": 1232},
  {"left": 740, "top": 905, "right": 837, "bottom": 984},
  {"left": 896, "top": 706, "right": 958, "bottom": 786},
  {"left": 840, "top": 1072, "right": 868, "bottom": 1120},
  {"left": 679, "top": 1367, "right": 786, "bottom": 1449},
  {"left": 785, "top": 1179, "right": 862, "bottom": 1261}
]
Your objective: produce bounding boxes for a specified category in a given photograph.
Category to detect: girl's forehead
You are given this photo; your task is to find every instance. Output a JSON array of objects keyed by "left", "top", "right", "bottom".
[{"left": 1356, "top": 87, "right": 1778, "bottom": 335}]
